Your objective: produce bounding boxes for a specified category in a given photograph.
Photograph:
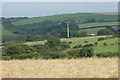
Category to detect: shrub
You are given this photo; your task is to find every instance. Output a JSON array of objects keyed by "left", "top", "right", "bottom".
[
  {"left": 80, "top": 48, "right": 94, "bottom": 57},
  {"left": 68, "top": 49, "right": 80, "bottom": 58},
  {"left": 73, "top": 44, "right": 82, "bottom": 48},
  {"left": 45, "top": 35, "right": 62, "bottom": 47},
  {"left": 97, "top": 29, "right": 114, "bottom": 35},
  {"left": 103, "top": 43, "right": 107, "bottom": 46},
  {"left": 67, "top": 47, "right": 94, "bottom": 58},
  {"left": 84, "top": 41, "right": 88, "bottom": 43},
  {"left": 82, "top": 44, "right": 94, "bottom": 47},
  {"left": 2, "top": 56, "right": 11, "bottom": 60},
  {"left": 98, "top": 37, "right": 107, "bottom": 41},
  {"left": 10, "top": 53, "right": 41, "bottom": 60},
  {"left": 4, "top": 43, "right": 35, "bottom": 55},
  {"left": 43, "top": 52, "right": 60, "bottom": 59},
  {"left": 78, "top": 31, "right": 87, "bottom": 37},
  {"left": 68, "top": 41, "right": 72, "bottom": 44},
  {"left": 33, "top": 44, "right": 49, "bottom": 52},
  {"left": 61, "top": 42, "right": 70, "bottom": 50},
  {"left": 94, "top": 42, "right": 98, "bottom": 46},
  {"left": 96, "top": 52, "right": 119, "bottom": 57}
]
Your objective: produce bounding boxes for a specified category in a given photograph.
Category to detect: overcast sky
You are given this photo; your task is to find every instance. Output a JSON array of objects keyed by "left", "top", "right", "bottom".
[{"left": 2, "top": 2, "right": 118, "bottom": 17}]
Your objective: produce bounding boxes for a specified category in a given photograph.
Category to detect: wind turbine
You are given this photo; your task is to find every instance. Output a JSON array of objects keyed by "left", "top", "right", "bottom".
[{"left": 65, "top": 21, "right": 71, "bottom": 38}]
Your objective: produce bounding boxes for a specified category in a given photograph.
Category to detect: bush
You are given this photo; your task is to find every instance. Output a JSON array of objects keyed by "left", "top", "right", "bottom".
[
  {"left": 82, "top": 44, "right": 94, "bottom": 47},
  {"left": 80, "top": 48, "right": 94, "bottom": 57},
  {"left": 97, "top": 29, "right": 114, "bottom": 35},
  {"left": 94, "top": 42, "right": 98, "bottom": 46},
  {"left": 4, "top": 43, "right": 35, "bottom": 55},
  {"left": 96, "top": 52, "right": 119, "bottom": 57},
  {"left": 45, "top": 35, "right": 62, "bottom": 47},
  {"left": 79, "top": 31, "right": 87, "bottom": 37},
  {"left": 61, "top": 42, "right": 70, "bottom": 50},
  {"left": 84, "top": 41, "right": 88, "bottom": 43},
  {"left": 43, "top": 52, "right": 60, "bottom": 59},
  {"left": 68, "top": 41, "right": 72, "bottom": 44},
  {"left": 13, "top": 53, "right": 40, "bottom": 60},
  {"left": 68, "top": 49, "right": 80, "bottom": 58},
  {"left": 98, "top": 37, "right": 106, "bottom": 41},
  {"left": 2, "top": 56, "right": 11, "bottom": 60},
  {"left": 33, "top": 44, "right": 49, "bottom": 52},
  {"left": 73, "top": 44, "right": 82, "bottom": 48},
  {"left": 103, "top": 43, "right": 107, "bottom": 46},
  {"left": 67, "top": 47, "right": 94, "bottom": 58}
]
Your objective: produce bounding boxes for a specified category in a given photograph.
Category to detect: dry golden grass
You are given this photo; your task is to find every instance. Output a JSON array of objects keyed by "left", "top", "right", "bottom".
[{"left": 2, "top": 58, "right": 118, "bottom": 78}]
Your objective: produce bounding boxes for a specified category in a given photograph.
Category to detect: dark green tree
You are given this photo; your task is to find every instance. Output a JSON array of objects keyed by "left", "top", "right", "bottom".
[{"left": 97, "top": 29, "right": 114, "bottom": 35}]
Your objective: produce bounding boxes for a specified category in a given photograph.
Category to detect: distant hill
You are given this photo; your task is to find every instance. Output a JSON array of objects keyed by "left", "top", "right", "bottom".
[
  {"left": 1, "top": 12, "right": 118, "bottom": 42},
  {"left": 12, "top": 13, "right": 118, "bottom": 26},
  {"left": 0, "top": 24, "right": 17, "bottom": 41}
]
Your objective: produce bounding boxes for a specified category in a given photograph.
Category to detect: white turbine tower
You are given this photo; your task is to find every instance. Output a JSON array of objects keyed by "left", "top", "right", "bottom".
[{"left": 65, "top": 21, "right": 71, "bottom": 38}]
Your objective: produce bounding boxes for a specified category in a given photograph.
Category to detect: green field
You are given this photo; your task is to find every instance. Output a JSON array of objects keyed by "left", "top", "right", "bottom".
[
  {"left": 0, "top": 24, "right": 17, "bottom": 38},
  {"left": 98, "top": 38, "right": 118, "bottom": 45},
  {"left": 24, "top": 36, "right": 108, "bottom": 47},
  {"left": 25, "top": 35, "right": 117, "bottom": 47},
  {"left": 24, "top": 40, "right": 47, "bottom": 46},
  {"left": 12, "top": 13, "right": 117, "bottom": 26},
  {"left": 61, "top": 36, "right": 100, "bottom": 47},
  {"left": 94, "top": 45, "right": 118, "bottom": 54},
  {"left": 24, "top": 36, "right": 118, "bottom": 54},
  {"left": 61, "top": 36, "right": 115, "bottom": 47},
  {"left": 78, "top": 21, "right": 118, "bottom": 34},
  {"left": 79, "top": 27, "right": 106, "bottom": 34},
  {"left": 79, "top": 22, "right": 118, "bottom": 28}
]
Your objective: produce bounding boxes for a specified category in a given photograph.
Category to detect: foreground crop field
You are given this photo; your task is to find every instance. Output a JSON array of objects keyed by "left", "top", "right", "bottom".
[{"left": 2, "top": 58, "right": 118, "bottom": 78}]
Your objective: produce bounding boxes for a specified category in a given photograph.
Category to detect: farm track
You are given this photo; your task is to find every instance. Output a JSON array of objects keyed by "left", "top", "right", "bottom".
[{"left": 1, "top": 58, "right": 118, "bottom": 78}]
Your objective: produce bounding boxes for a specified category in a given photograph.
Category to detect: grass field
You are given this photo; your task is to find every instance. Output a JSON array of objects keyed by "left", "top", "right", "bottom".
[
  {"left": 12, "top": 13, "right": 117, "bottom": 26},
  {"left": 61, "top": 36, "right": 114, "bottom": 47},
  {"left": 0, "top": 24, "right": 17, "bottom": 38},
  {"left": 79, "top": 22, "right": 118, "bottom": 28},
  {"left": 94, "top": 45, "right": 118, "bottom": 54},
  {"left": 24, "top": 36, "right": 108, "bottom": 46},
  {"left": 24, "top": 40, "right": 47, "bottom": 46},
  {"left": 2, "top": 58, "right": 118, "bottom": 78},
  {"left": 24, "top": 35, "right": 117, "bottom": 47},
  {"left": 24, "top": 36, "right": 118, "bottom": 54},
  {"left": 79, "top": 27, "right": 106, "bottom": 34},
  {"left": 78, "top": 21, "right": 118, "bottom": 34},
  {"left": 98, "top": 38, "right": 118, "bottom": 45}
]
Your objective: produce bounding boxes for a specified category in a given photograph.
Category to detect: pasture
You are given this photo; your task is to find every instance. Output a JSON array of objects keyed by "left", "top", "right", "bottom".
[
  {"left": 79, "top": 22, "right": 118, "bottom": 28},
  {"left": 12, "top": 13, "right": 117, "bottom": 26},
  {"left": 94, "top": 45, "right": 118, "bottom": 54},
  {"left": 24, "top": 40, "right": 47, "bottom": 46},
  {"left": 2, "top": 58, "right": 118, "bottom": 78},
  {"left": 24, "top": 35, "right": 116, "bottom": 47},
  {"left": 0, "top": 24, "right": 17, "bottom": 38},
  {"left": 61, "top": 36, "right": 110, "bottom": 47},
  {"left": 23, "top": 36, "right": 118, "bottom": 54},
  {"left": 78, "top": 22, "right": 118, "bottom": 34}
]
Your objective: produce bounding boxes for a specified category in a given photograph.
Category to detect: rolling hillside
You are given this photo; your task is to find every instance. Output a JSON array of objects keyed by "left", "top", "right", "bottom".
[
  {"left": 2, "top": 12, "right": 118, "bottom": 42},
  {"left": 79, "top": 22, "right": 118, "bottom": 28},
  {"left": 0, "top": 24, "right": 17, "bottom": 38},
  {"left": 78, "top": 21, "right": 118, "bottom": 34},
  {"left": 12, "top": 13, "right": 118, "bottom": 26}
]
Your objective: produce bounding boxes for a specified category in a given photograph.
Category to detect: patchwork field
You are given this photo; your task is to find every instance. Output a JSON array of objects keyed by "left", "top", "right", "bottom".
[
  {"left": 2, "top": 58, "right": 118, "bottom": 78},
  {"left": 79, "top": 22, "right": 118, "bottom": 28},
  {"left": 12, "top": 13, "right": 117, "bottom": 26}
]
